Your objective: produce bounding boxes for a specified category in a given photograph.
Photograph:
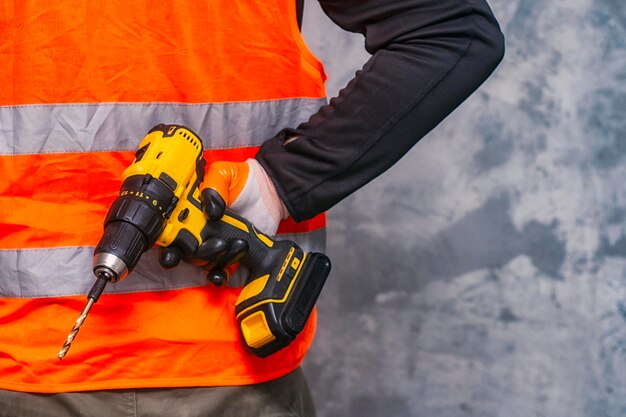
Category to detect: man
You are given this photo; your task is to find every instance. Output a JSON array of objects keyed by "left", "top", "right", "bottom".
[{"left": 0, "top": 0, "right": 504, "bottom": 415}]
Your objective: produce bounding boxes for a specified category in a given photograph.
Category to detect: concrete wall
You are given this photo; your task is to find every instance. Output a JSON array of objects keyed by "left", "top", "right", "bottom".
[{"left": 300, "top": 1, "right": 626, "bottom": 416}]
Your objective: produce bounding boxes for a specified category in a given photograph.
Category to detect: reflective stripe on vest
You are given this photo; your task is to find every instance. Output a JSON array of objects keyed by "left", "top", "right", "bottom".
[
  {"left": 0, "top": 229, "right": 326, "bottom": 298},
  {"left": 0, "top": 0, "right": 327, "bottom": 393},
  {"left": 0, "top": 100, "right": 326, "bottom": 155}
]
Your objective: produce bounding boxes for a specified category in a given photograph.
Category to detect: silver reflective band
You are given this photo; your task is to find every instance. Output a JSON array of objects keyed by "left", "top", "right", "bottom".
[
  {"left": 0, "top": 247, "right": 204, "bottom": 298},
  {"left": 0, "top": 99, "right": 326, "bottom": 155},
  {"left": 0, "top": 229, "right": 326, "bottom": 298}
]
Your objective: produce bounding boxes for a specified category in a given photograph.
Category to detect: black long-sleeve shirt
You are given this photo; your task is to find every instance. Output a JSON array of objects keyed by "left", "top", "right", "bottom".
[{"left": 256, "top": 0, "right": 505, "bottom": 222}]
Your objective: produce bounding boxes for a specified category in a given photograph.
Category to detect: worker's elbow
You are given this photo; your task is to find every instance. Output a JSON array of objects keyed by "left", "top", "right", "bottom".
[
  {"left": 474, "top": 8, "right": 506, "bottom": 75},
  {"left": 487, "top": 26, "right": 506, "bottom": 71}
]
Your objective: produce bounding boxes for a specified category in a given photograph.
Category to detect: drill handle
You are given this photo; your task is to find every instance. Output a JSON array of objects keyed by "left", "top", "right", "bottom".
[
  {"left": 213, "top": 209, "right": 294, "bottom": 277},
  {"left": 206, "top": 209, "right": 331, "bottom": 357},
  {"left": 223, "top": 209, "right": 331, "bottom": 356}
]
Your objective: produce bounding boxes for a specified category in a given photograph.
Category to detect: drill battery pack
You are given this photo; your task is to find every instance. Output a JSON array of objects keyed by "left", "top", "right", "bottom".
[{"left": 235, "top": 248, "right": 331, "bottom": 357}]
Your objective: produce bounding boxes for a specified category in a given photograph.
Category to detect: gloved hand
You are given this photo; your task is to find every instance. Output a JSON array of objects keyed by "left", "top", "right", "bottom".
[{"left": 159, "top": 158, "right": 289, "bottom": 285}]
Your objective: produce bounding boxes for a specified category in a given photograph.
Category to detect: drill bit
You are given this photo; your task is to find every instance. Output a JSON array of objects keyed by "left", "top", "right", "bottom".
[
  {"left": 58, "top": 273, "right": 110, "bottom": 360},
  {"left": 57, "top": 297, "right": 95, "bottom": 360}
]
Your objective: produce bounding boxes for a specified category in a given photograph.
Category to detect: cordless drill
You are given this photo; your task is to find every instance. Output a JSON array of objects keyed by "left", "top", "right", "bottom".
[{"left": 58, "top": 124, "right": 331, "bottom": 359}]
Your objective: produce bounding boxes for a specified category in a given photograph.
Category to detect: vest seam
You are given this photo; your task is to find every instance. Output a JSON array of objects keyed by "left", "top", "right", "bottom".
[
  {"left": 0, "top": 97, "right": 326, "bottom": 110},
  {"left": 0, "top": 227, "right": 324, "bottom": 252},
  {"left": 132, "top": 390, "right": 138, "bottom": 417},
  {"left": 0, "top": 144, "right": 263, "bottom": 157},
  {"left": 0, "top": 283, "right": 217, "bottom": 299},
  {"left": 0, "top": 359, "right": 305, "bottom": 393}
]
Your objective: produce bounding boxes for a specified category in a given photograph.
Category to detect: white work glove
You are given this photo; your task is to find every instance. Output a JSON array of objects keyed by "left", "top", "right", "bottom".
[
  {"left": 159, "top": 159, "right": 289, "bottom": 285},
  {"left": 203, "top": 158, "right": 289, "bottom": 236}
]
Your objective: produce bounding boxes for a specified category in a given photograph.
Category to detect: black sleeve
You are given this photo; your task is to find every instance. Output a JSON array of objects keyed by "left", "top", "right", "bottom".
[{"left": 255, "top": 0, "right": 505, "bottom": 222}]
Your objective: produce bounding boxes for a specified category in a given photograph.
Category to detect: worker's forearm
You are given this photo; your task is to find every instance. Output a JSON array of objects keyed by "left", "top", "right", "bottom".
[{"left": 255, "top": 0, "right": 505, "bottom": 221}]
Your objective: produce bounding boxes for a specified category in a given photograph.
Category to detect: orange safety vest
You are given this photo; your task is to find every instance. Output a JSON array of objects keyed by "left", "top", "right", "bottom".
[{"left": 0, "top": 0, "right": 327, "bottom": 393}]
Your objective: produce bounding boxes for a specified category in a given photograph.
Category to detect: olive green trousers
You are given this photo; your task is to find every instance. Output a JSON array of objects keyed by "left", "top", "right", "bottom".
[{"left": 0, "top": 368, "right": 315, "bottom": 417}]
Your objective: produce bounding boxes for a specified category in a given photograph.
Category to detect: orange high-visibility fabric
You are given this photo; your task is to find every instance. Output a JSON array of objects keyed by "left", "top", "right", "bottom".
[
  {"left": 0, "top": 149, "right": 325, "bottom": 249},
  {"left": 0, "top": 0, "right": 326, "bottom": 392},
  {"left": 0, "top": 289, "right": 316, "bottom": 392},
  {"left": 0, "top": 1, "right": 325, "bottom": 105}
]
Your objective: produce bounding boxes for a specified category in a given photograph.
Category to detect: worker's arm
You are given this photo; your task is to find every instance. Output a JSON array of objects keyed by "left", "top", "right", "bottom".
[
  {"left": 164, "top": 0, "right": 504, "bottom": 276},
  {"left": 255, "top": 0, "right": 505, "bottom": 221}
]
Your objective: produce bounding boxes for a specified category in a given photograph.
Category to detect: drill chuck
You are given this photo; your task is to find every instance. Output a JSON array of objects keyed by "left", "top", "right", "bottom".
[
  {"left": 94, "top": 173, "right": 176, "bottom": 281},
  {"left": 93, "top": 253, "right": 128, "bottom": 283}
]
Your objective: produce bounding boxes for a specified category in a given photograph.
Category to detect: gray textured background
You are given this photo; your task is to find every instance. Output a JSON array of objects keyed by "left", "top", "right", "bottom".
[{"left": 300, "top": 1, "right": 626, "bottom": 416}]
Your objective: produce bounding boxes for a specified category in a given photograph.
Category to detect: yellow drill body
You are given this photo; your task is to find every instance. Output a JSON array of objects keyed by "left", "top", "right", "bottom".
[
  {"left": 60, "top": 124, "right": 331, "bottom": 359},
  {"left": 125, "top": 125, "right": 207, "bottom": 248}
]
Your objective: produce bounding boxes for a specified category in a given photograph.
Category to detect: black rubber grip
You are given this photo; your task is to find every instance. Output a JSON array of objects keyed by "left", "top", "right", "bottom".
[
  {"left": 207, "top": 210, "right": 285, "bottom": 274},
  {"left": 94, "top": 220, "right": 148, "bottom": 272}
]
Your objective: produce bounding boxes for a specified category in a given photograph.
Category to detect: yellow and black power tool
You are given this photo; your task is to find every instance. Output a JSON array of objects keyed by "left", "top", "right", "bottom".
[{"left": 58, "top": 124, "right": 331, "bottom": 359}]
